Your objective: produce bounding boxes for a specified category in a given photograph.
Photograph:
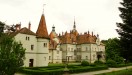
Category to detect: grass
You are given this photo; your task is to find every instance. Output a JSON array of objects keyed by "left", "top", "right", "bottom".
[{"left": 96, "top": 68, "right": 132, "bottom": 75}]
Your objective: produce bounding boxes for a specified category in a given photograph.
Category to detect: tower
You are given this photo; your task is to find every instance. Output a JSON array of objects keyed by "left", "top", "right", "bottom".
[
  {"left": 73, "top": 17, "right": 76, "bottom": 32},
  {"left": 52, "top": 25, "right": 55, "bottom": 32},
  {"left": 36, "top": 12, "right": 49, "bottom": 66}
]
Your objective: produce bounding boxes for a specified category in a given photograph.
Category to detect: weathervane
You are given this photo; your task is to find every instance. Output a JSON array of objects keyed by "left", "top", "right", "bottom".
[{"left": 43, "top": 4, "right": 46, "bottom": 14}]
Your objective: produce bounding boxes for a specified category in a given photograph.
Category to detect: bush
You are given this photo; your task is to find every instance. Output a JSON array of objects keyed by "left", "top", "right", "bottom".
[
  {"left": 114, "top": 56, "right": 124, "bottom": 64},
  {"left": 70, "top": 65, "right": 108, "bottom": 74},
  {"left": 106, "top": 59, "right": 117, "bottom": 67},
  {"left": 81, "top": 60, "right": 89, "bottom": 66},
  {"left": 94, "top": 60, "right": 104, "bottom": 65}
]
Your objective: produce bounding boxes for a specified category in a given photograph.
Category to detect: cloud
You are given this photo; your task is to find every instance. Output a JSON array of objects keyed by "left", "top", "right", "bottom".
[
  {"left": 0, "top": 0, "right": 25, "bottom": 6},
  {"left": 0, "top": 0, "right": 122, "bottom": 40}
]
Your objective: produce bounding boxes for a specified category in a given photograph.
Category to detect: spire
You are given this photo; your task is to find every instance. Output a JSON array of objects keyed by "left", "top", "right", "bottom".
[
  {"left": 36, "top": 14, "right": 49, "bottom": 39},
  {"left": 73, "top": 16, "right": 76, "bottom": 30},
  {"left": 43, "top": 4, "right": 46, "bottom": 15},
  {"left": 52, "top": 25, "right": 55, "bottom": 32}
]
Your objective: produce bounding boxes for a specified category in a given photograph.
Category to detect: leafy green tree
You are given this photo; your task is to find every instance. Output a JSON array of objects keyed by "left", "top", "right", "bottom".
[
  {"left": 104, "top": 38, "right": 124, "bottom": 63},
  {"left": 0, "top": 21, "right": 5, "bottom": 33},
  {"left": 0, "top": 34, "right": 25, "bottom": 75},
  {"left": 116, "top": 0, "right": 132, "bottom": 61}
]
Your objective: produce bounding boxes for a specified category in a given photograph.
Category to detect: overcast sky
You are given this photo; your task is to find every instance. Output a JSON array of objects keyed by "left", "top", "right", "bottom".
[{"left": 0, "top": 0, "right": 122, "bottom": 40}]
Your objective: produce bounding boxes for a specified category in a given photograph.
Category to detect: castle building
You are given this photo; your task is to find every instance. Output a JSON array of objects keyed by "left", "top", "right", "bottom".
[
  {"left": 9, "top": 12, "right": 105, "bottom": 67},
  {"left": 53, "top": 19, "right": 105, "bottom": 63}
]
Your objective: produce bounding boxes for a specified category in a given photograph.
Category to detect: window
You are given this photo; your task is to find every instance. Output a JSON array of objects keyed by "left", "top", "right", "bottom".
[
  {"left": 86, "top": 47, "right": 87, "bottom": 51},
  {"left": 60, "top": 48, "right": 63, "bottom": 51},
  {"left": 71, "top": 48, "right": 73, "bottom": 51},
  {"left": 86, "top": 56, "right": 88, "bottom": 59},
  {"left": 28, "top": 37, "right": 30, "bottom": 40},
  {"left": 49, "top": 56, "right": 51, "bottom": 60},
  {"left": 44, "top": 43, "right": 47, "bottom": 47},
  {"left": 26, "top": 37, "right": 27, "bottom": 40},
  {"left": 26, "top": 36, "right": 30, "bottom": 41},
  {"left": 79, "top": 48, "right": 81, "bottom": 52},
  {"left": 57, "top": 51, "right": 59, "bottom": 54},
  {"left": 31, "top": 45, "right": 34, "bottom": 50},
  {"left": 68, "top": 48, "right": 70, "bottom": 51}
]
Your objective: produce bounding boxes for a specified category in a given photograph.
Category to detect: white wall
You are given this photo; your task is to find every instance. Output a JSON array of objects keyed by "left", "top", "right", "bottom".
[
  {"left": 36, "top": 38, "right": 49, "bottom": 66},
  {"left": 15, "top": 33, "right": 38, "bottom": 67},
  {"left": 15, "top": 33, "right": 49, "bottom": 67}
]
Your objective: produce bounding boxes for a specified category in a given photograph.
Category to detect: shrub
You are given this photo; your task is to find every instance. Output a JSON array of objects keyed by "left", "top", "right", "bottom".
[
  {"left": 94, "top": 60, "right": 104, "bottom": 65},
  {"left": 114, "top": 56, "right": 124, "bottom": 64},
  {"left": 81, "top": 60, "right": 89, "bottom": 66},
  {"left": 70, "top": 65, "right": 108, "bottom": 74},
  {"left": 106, "top": 59, "right": 117, "bottom": 67}
]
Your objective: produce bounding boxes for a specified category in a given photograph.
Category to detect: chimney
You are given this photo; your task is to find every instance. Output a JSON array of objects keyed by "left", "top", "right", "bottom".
[
  {"left": 15, "top": 24, "right": 21, "bottom": 31},
  {"left": 59, "top": 33, "right": 61, "bottom": 36},
  {"left": 28, "top": 22, "right": 31, "bottom": 30},
  {"left": 97, "top": 34, "right": 99, "bottom": 37},
  {"left": 88, "top": 31, "right": 89, "bottom": 34},
  {"left": 62, "top": 32, "right": 63, "bottom": 35},
  {"left": 92, "top": 31, "right": 93, "bottom": 36},
  {"left": 19, "top": 24, "right": 21, "bottom": 29}
]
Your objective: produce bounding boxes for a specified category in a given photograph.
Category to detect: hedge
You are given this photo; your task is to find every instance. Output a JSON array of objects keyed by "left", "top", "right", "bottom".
[
  {"left": 109, "top": 63, "right": 132, "bottom": 68},
  {"left": 18, "top": 65, "right": 108, "bottom": 75},
  {"left": 69, "top": 65, "right": 108, "bottom": 74}
]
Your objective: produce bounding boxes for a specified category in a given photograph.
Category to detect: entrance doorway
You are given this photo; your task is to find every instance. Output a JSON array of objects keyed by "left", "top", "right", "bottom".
[{"left": 29, "top": 59, "right": 34, "bottom": 67}]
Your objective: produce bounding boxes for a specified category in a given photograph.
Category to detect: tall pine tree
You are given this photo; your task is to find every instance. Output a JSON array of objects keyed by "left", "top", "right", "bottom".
[{"left": 116, "top": 0, "right": 132, "bottom": 61}]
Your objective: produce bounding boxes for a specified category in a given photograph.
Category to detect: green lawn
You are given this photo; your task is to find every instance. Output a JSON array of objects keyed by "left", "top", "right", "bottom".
[{"left": 96, "top": 68, "right": 132, "bottom": 75}]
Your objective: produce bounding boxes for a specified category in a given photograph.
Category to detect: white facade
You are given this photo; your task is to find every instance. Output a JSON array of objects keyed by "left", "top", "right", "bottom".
[
  {"left": 14, "top": 31, "right": 49, "bottom": 67},
  {"left": 49, "top": 47, "right": 62, "bottom": 63},
  {"left": 60, "top": 38, "right": 105, "bottom": 63}
]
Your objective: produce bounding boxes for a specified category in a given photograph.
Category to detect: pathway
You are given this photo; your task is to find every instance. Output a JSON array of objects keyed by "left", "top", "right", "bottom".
[{"left": 71, "top": 66, "right": 132, "bottom": 75}]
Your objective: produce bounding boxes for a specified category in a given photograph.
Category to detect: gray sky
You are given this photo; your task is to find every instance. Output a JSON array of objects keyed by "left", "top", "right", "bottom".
[{"left": 0, "top": 0, "right": 122, "bottom": 40}]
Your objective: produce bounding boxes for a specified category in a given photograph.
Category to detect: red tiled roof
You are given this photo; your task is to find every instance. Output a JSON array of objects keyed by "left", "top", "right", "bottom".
[
  {"left": 59, "top": 31, "right": 97, "bottom": 44},
  {"left": 77, "top": 34, "right": 96, "bottom": 44},
  {"left": 36, "top": 14, "right": 49, "bottom": 39},
  {"left": 9, "top": 27, "right": 36, "bottom": 37}
]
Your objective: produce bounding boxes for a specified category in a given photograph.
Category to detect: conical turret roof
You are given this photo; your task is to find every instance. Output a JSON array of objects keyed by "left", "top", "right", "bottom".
[{"left": 36, "top": 14, "right": 49, "bottom": 39}]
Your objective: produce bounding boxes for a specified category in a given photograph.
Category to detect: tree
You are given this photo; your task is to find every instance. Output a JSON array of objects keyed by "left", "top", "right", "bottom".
[
  {"left": 104, "top": 38, "right": 124, "bottom": 63},
  {"left": 0, "top": 21, "right": 5, "bottom": 33},
  {"left": 116, "top": 0, "right": 132, "bottom": 61},
  {"left": 0, "top": 34, "right": 25, "bottom": 75}
]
